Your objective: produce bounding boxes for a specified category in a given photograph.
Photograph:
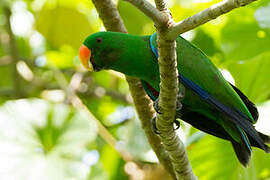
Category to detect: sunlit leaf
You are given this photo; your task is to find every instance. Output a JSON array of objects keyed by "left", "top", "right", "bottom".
[
  {"left": 0, "top": 99, "right": 98, "bottom": 180},
  {"left": 224, "top": 51, "right": 270, "bottom": 103},
  {"left": 36, "top": 4, "right": 93, "bottom": 49},
  {"left": 0, "top": 66, "right": 12, "bottom": 88},
  {"left": 100, "top": 144, "right": 128, "bottom": 180},
  {"left": 188, "top": 134, "right": 270, "bottom": 180},
  {"left": 122, "top": 118, "right": 152, "bottom": 161},
  {"left": 191, "top": 29, "right": 221, "bottom": 57},
  {"left": 221, "top": 8, "right": 270, "bottom": 61},
  {"left": 255, "top": 3, "right": 270, "bottom": 29},
  {"left": 45, "top": 45, "right": 76, "bottom": 68}
]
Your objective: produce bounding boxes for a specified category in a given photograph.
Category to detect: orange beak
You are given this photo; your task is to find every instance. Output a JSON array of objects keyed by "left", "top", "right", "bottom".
[{"left": 79, "top": 44, "right": 93, "bottom": 71}]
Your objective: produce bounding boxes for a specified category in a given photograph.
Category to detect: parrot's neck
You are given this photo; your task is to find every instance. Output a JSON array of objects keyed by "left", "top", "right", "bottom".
[{"left": 109, "top": 36, "right": 160, "bottom": 90}]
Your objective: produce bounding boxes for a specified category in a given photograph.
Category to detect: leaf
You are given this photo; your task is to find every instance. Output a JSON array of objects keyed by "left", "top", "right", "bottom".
[
  {"left": 224, "top": 51, "right": 270, "bottom": 103},
  {"left": 221, "top": 23, "right": 270, "bottom": 61},
  {"left": 45, "top": 45, "right": 76, "bottom": 68},
  {"left": 36, "top": 4, "right": 93, "bottom": 49},
  {"left": 0, "top": 99, "right": 98, "bottom": 179},
  {"left": 255, "top": 2, "right": 270, "bottom": 29},
  {"left": 123, "top": 118, "right": 152, "bottom": 161},
  {"left": 0, "top": 66, "right": 12, "bottom": 88},
  {"left": 17, "top": 37, "right": 32, "bottom": 58},
  {"left": 188, "top": 135, "right": 239, "bottom": 180},
  {"left": 100, "top": 144, "right": 128, "bottom": 180},
  {"left": 191, "top": 29, "right": 222, "bottom": 57},
  {"left": 221, "top": 7, "right": 270, "bottom": 61},
  {"left": 188, "top": 134, "right": 270, "bottom": 180}
]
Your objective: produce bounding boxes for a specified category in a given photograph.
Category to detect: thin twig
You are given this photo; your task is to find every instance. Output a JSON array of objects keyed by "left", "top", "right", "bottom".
[
  {"left": 168, "top": 0, "right": 258, "bottom": 39},
  {"left": 0, "top": 56, "right": 12, "bottom": 66}
]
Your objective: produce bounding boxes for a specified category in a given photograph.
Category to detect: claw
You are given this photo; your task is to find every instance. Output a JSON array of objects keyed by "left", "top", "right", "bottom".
[
  {"left": 176, "top": 100, "right": 182, "bottom": 111},
  {"left": 152, "top": 117, "right": 180, "bottom": 134},
  {"left": 174, "top": 119, "right": 180, "bottom": 130},
  {"left": 176, "top": 85, "right": 185, "bottom": 111},
  {"left": 153, "top": 98, "right": 162, "bottom": 114},
  {"left": 151, "top": 117, "right": 160, "bottom": 134},
  {"left": 178, "top": 84, "right": 186, "bottom": 100}
]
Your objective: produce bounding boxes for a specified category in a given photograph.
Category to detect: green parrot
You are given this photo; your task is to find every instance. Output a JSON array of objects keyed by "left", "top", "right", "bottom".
[{"left": 79, "top": 31, "right": 270, "bottom": 166}]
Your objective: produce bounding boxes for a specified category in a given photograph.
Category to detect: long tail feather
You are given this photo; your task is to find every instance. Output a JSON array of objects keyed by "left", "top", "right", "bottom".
[
  {"left": 231, "top": 140, "right": 251, "bottom": 167},
  {"left": 258, "top": 132, "right": 270, "bottom": 144},
  {"left": 230, "top": 83, "right": 258, "bottom": 122},
  {"left": 178, "top": 75, "right": 269, "bottom": 152}
]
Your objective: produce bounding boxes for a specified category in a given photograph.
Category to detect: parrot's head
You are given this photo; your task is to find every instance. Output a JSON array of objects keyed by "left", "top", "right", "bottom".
[{"left": 79, "top": 32, "right": 124, "bottom": 72}]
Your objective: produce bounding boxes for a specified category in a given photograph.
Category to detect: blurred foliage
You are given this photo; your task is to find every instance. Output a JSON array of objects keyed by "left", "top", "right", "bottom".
[{"left": 0, "top": 0, "right": 270, "bottom": 179}]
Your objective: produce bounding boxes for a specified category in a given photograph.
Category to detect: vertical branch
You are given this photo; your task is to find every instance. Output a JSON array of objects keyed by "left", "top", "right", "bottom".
[
  {"left": 124, "top": 0, "right": 197, "bottom": 179},
  {"left": 125, "top": 77, "right": 177, "bottom": 179},
  {"left": 155, "top": 21, "right": 197, "bottom": 180},
  {"left": 3, "top": 6, "right": 23, "bottom": 98},
  {"left": 91, "top": 0, "right": 176, "bottom": 178},
  {"left": 154, "top": 0, "right": 168, "bottom": 11},
  {"left": 146, "top": 0, "right": 197, "bottom": 179}
]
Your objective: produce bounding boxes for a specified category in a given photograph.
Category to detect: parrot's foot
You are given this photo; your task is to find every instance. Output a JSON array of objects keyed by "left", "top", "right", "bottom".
[
  {"left": 174, "top": 119, "right": 180, "bottom": 130},
  {"left": 155, "top": 98, "right": 182, "bottom": 112},
  {"left": 153, "top": 98, "right": 162, "bottom": 114},
  {"left": 151, "top": 116, "right": 180, "bottom": 135},
  {"left": 176, "top": 85, "right": 185, "bottom": 111},
  {"left": 154, "top": 88, "right": 185, "bottom": 114},
  {"left": 176, "top": 99, "right": 182, "bottom": 111},
  {"left": 178, "top": 84, "right": 186, "bottom": 100},
  {"left": 151, "top": 117, "right": 160, "bottom": 134}
]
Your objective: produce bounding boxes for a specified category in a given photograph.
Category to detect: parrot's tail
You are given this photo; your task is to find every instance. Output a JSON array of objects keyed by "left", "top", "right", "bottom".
[
  {"left": 258, "top": 132, "right": 270, "bottom": 144},
  {"left": 229, "top": 83, "right": 270, "bottom": 165},
  {"left": 232, "top": 130, "right": 270, "bottom": 167},
  {"left": 248, "top": 131, "right": 270, "bottom": 152},
  {"left": 231, "top": 140, "right": 251, "bottom": 167},
  {"left": 180, "top": 110, "right": 270, "bottom": 166}
]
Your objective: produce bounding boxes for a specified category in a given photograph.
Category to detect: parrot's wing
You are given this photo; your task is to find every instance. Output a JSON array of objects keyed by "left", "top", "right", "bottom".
[
  {"left": 148, "top": 33, "right": 269, "bottom": 153},
  {"left": 230, "top": 83, "right": 259, "bottom": 122}
]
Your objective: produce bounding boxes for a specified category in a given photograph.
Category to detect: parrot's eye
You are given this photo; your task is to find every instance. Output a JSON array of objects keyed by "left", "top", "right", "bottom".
[{"left": 96, "top": 37, "right": 103, "bottom": 43}]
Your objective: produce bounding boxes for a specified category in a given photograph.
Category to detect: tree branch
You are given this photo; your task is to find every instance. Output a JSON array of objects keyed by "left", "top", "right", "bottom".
[
  {"left": 91, "top": 0, "right": 176, "bottom": 179},
  {"left": 155, "top": 32, "right": 196, "bottom": 180},
  {"left": 150, "top": 1, "right": 197, "bottom": 180},
  {"left": 154, "top": 0, "right": 168, "bottom": 11},
  {"left": 168, "top": 0, "right": 258, "bottom": 39},
  {"left": 0, "top": 56, "right": 12, "bottom": 66},
  {"left": 124, "top": 0, "right": 168, "bottom": 26},
  {"left": 3, "top": 5, "right": 24, "bottom": 98}
]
